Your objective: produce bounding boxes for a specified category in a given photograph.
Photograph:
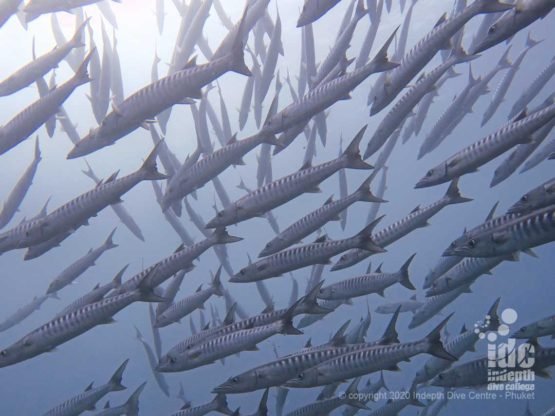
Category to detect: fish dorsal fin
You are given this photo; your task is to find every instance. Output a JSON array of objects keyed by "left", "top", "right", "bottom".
[
  {"left": 196, "top": 284, "right": 203, "bottom": 292},
  {"left": 261, "top": 305, "right": 274, "bottom": 314},
  {"left": 486, "top": 202, "right": 499, "bottom": 222},
  {"left": 85, "top": 382, "right": 94, "bottom": 391},
  {"left": 460, "top": 324, "right": 467, "bottom": 334},
  {"left": 105, "top": 170, "right": 119, "bottom": 183},
  {"left": 299, "top": 160, "right": 312, "bottom": 171},
  {"left": 434, "top": 13, "right": 447, "bottom": 28},
  {"left": 324, "top": 195, "right": 334, "bottom": 205},
  {"left": 304, "top": 338, "right": 312, "bottom": 348},
  {"left": 104, "top": 401, "right": 110, "bottom": 409},
  {"left": 375, "top": 263, "right": 383, "bottom": 273},
  {"left": 410, "top": 205, "right": 420, "bottom": 213},
  {"left": 182, "top": 55, "right": 197, "bottom": 70},
  {"left": 227, "top": 133, "right": 238, "bottom": 145},
  {"left": 313, "top": 235, "right": 327, "bottom": 243},
  {"left": 174, "top": 243, "right": 185, "bottom": 253},
  {"left": 513, "top": 109, "right": 528, "bottom": 122}
]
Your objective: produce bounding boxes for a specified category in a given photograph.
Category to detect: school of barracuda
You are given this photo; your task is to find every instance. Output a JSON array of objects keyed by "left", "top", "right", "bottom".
[{"left": 0, "top": 0, "right": 554, "bottom": 415}]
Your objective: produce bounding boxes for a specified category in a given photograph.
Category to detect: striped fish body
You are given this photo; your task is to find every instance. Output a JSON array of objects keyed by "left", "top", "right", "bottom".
[
  {"left": 164, "top": 133, "right": 266, "bottom": 208},
  {"left": 169, "top": 399, "right": 220, "bottom": 416},
  {"left": 0, "top": 72, "right": 88, "bottom": 156},
  {"left": 285, "top": 395, "right": 351, "bottom": 416},
  {"left": 319, "top": 271, "right": 403, "bottom": 300},
  {"left": 409, "top": 285, "right": 470, "bottom": 329},
  {"left": 427, "top": 255, "right": 505, "bottom": 296},
  {"left": 417, "top": 103, "right": 555, "bottom": 187},
  {"left": 232, "top": 236, "right": 364, "bottom": 282},
  {"left": 56, "top": 278, "right": 118, "bottom": 317},
  {"left": 155, "top": 286, "right": 218, "bottom": 328},
  {"left": 508, "top": 177, "right": 555, "bottom": 215},
  {"left": 510, "top": 57, "right": 555, "bottom": 118},
  {"left": 375, "top": 299, "right": 423, "bottom": 314},
  {"left": 42, "top": 383, "right": 114, "bottom": 416},
  {"left": 371, "top": 0, "right": 509, "bottom": 113},
  {"left": 423, "top": 255, "right": 462, "bottom": 289},
  {"left": 262, "top": 191, "right": 362, "bottom": 255},
  {"left": 0, "top": 290, "right": 141, "bottom": 368}
]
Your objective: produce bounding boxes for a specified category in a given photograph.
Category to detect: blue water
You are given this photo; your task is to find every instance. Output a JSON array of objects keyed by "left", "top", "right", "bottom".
[{"left": 0, "top": 1, "right": 554, "bottom": 415}]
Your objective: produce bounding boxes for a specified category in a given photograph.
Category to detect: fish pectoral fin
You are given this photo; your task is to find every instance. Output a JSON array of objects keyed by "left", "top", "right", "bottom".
[
  {"left": 491, "top": 231, "right": 510, "bottom": 244},
  {"left": 387, "top": 364, "right": 401, "bottom": 371},
  {"left": 188, "top": 89, "right": 203, "bottom": 99},
  {"left": 102, "top": 318, "right": 117, "bottom": 325},
  {"left": 245, "top": 345, "right": 259, "bottom": 351},
  {"left": 306, "top": 185, "right": 322, "bottom": 193},
  {"left": 339, "top": 93, "right": 352, "bottom": 100},
  {"left": 232, "top": 157, "right": 245, "bottom": 166}
]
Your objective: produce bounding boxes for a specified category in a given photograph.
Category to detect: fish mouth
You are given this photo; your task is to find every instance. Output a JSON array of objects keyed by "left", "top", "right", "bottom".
[
  {"left": 228, "top": 275, "right": 242, "bottom": 283},
  {"left": 414, "top": 179, "right": 429, "bottom": 189},
  {"left": 211, "top": 384, "right": 232, "bottom": 394}
]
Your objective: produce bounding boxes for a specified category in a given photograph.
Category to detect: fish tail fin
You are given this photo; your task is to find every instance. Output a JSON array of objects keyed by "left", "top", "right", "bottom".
[
  {"left": 214, "top": 394, "right": 233, "bottom": 414},
  {"left": 486, "top": 297, "right": 501, "bottom": 332},
  {"left": 137, "top": 265, "right": 166, "bottom": 303},
  {"left": 279, "top": 298, "right": 304, "bottom": 335},
  {"left": 343, "top": 125, "right": 373, "bottom": 169},
  {"left": 356, "top": 173, "right": 387, "bottom": 202},
  {"left": 104, "top": 227, "right": 118, "bottom": 249},
  {"left": 445, "top": 178, "right": 472, "bottom": 204},
  {"left": 124, "top": 382, "right": 146, "bottom": 416},
  {"left": 380, "top": 306, "right": 401, "bottom": 344},
  {"left": 424, "top": 314, "right": 457, "bottom": 361},
  {"left": 354, "top": 0, "right": 367, "bottom": 21},
  {"left": 213, "top": 227, "right": 243, "bottom": 244},
  {"left": 73, "top": 48, "right": 95, "bottom": 86},
  {"left": 378, "top": 371, "right": 389, "bottom": 391},
  {"left": 497, "top": 44, "right": 513, "bottom": 68},
  {"left": 525, "top": 32, "right": 542, "bottom": 48},
  {"left": 140, "top": 143, "right": 168, "bottom": 180},
  {"left": 478, "top": 0, "right": 513, "bottom": 13},
  {"left": 345, "top": 378, "right": 369, "bottom": 409},
  {"left": 370, "top": 27, "right": 400, "bottom": 72},
  {"left": 112, "top": 264, "right": 128, "bottom": 288},
  {"left": 398, "top": 253, "right": 416, "bottom": 290},
  {"left": 108, "top": 359, "right": 129, "bottom": 391},
  {"left": 451, "top": 46, "right": 479, "bottom": 64},
  {"left": 228, "top": 9, "right": 251, "bottom": 76},
  {"left": 212, "top": 266, "right": 224, "bottom": 297},
  {"left": 355, "top": 216, "right": 386, "bottom": 253},
  {"left": 303, "top": 281, "right": 331, "bottom": 314}
]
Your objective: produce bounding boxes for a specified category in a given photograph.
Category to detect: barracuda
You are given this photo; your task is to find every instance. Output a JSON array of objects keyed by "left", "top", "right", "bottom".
[
  {"left": 285, "top": 317, "right": 455, "bottom": 388},
  {"left": 513, "top": 313, "right": 555, "bottom": 339},
  {"left": 508, "top": 176, "right": 555, "bottom": 215},
  {"left": 370, "top": 0, "right": 512, "bottom": 115},
  {"left": 260, "top": 174, "right": 384, "bottom": 256},
  {"left": 231, "top": 218, "right": 384, "bottom": 283},
  {"left": 332, "top": 179, "right": 471, "bottom": 271},
  {"left": 0, "top": 145, "right": 165, "bottom": 255},
  {"left": 207, "top": 126, "right": 373, "bottom": 228}
]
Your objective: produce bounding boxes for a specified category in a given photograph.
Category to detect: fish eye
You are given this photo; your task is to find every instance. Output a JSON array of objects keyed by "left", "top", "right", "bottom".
[
  {"left": 426, "top": 169, "right": 434, "bottom": 177},
  {"left": 240, "top": 269, "right": 246, "bottom": 275},
  {"left": 488, "top": 25, "right": 496, "bottom": 34},
  {"left": 298, "top": 373, "right": 304, "bottom": 380},
  {"left": 520, "top": 195, "right": 528, "bottom": 202},
  {"left": 0, "top": 350, "right": 7, "bottom": 356},
  {"left": 23, "top": 340, "right": 32, "bottom": 347},
  {"left": 450, "top": 241, "right": 456, "bottom": 248},
  {"left": 232, "top": 377, "right": 239, "bottom": 383},
  {"left": 218, "top": 212, "right": 223, "bottom": 217},
  {"left": 468, "top": 239, "right": 476, "bottom": 248},
  {"left": 169, "top": 356, "right": 176, "bottom": 364}
]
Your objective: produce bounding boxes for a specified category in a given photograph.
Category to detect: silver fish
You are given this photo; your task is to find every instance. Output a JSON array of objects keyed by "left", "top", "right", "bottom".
[
  {"left": 134, "top": 326, "right": 171, "bottom": 397},
  {"left": 508, "top": 176, "right": 555, "bottom": 215},
  {"left": 297, "top": 0, "right": 342, "bottom": 27},
  {"left": 513, "top": 313, "right": 555, "bottom": 339},
  {"left": 0, "top": 293, "right": 55, "bottom": 333},
  {"left": 94, "top": 382, "right": 146, "bottom": 416},
  {"left": 170, "top": 394, "right": 234, "bottom": 416}
]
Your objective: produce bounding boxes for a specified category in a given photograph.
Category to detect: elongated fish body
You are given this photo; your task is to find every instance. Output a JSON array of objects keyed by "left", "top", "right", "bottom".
[
  {"left": 152, "top": 183, "right": 195, "bottom": 245},
  {"left": 521, "top": 128, "right": 555, "bottom": 172},
  {"left": 213, "top": 342, "right": 371, "bottom": 394},
  {"left": 56, "top": 266, "right": 125, "bottom": 318},
  {"left": 162, "top": 133, "right": 271, "bottom": 210},
  {"left": 482, "top": 36, "right": 540, "bottom": 126},
  {"left": 0, "top": 277, "right": 158, "bottom": 368},
  {"left": 0, "top": 294, "right": 52, "bottom": 332},
  {"left": 510, "top": 57, "right": 555, "bottom": 119},
  {"left": 23, "top": 230, "right": 73, "bottom": 260},
  {"left": 263, "top": 32, "right": 398, "bottom": 135},
  {"left": 134, "top": 326, "right": 171, "bottom": 397},
  {"left": 156, "top": 271, "right": 187, "bottom": 317},
  {"left": 207, "top": 128, "right": 372, "bottom": 228},
  {"left": 0, "top": 0, "right": 22, "bottom": 28},
  {"left": 0, "top": 20, "right": 87, "bottom": 97},
  {"left": 47, "top": 229, "right": 117, "bottom": 294},
  {"left": 42, "top": 360, "right": 128, "bottom": 416},
  {"left": 491, "top": 118, "right": 555, "bottom": 186},
  {"left": 164, "top": 319, "right": 299, "bottom": 372},
  {"left": 375, "top": 298, "right": 423, "bottom": 314},
  {"left": 260, "top": 175, "right": 382, "bottom": 256},
  {"left": 416, "top": 102, "right": 555, "bottom": 188},
  {"left": 320, "top": 254, "right": 415, "bottom": 300},
  {"left": 115, "top": 228, "right": 240, "bottom": 295},
  {"left": 24, "top": 0, "right": 118, "bottom": 21},
  {"left": 57, "top": 107, "right": 81, "bottom": 145},
  {"left": 0, "top": 138, "right": 41, "bottom": 229},
  {"left": 297, "top": 0, "right": 342, "bottom": 26},
  {"left": 409, "top": 285, "right": 471, "bottom": 329},
  {"left": 82, "top": 161, "right": 144, "bottom": 241},
  {"left": 419, "top": 67, "right": 481, "bottom": 158},
  {"left": 94, "top": 382, "right": 146, "bottom": 416},
  {"left": 0, "top": 146, "right": 164, "bottom": 254},
  {"left": 445, "top": 205, "right": 555, "bottom": 258},
  {"left": 0, "top": 52, "right": 92, "bottom": 156},
  {"left": 286, "top": 319, "right": 453, "bottom": 388},
  {"left": 173, "top": 0, "right": 213, "bottom": 69},
  {"left": 154, "top": 270, "right": 224, "bottom": 328},
  {"left": 333, "top": 179, "right": 471, "bottom": 270},
  {"left": 513, "top": 314, "right": 555, "bottom": 339},
  {"left": 468, "top": 12, "right": 501, "bottom": 53},
  {"left": 370, "top": 0, "right": 511, "bottom": 114},
  {"left": 472, "top": 0, "right": 555, "bottom": 53},
  {"left": 170, "top": 394, "right": 233, "bottom": 416},
  {"left": 426, "top": 255, "right": 507, "bottom": 296},
  {"left": 67, "top": 31, "right": 251, "bottom": 158},
  {"left": 231, "top": 221, "right": 383, "bottom": 283},
  {"left": 365, "top": 49, "right": 474, "bottom": 157},
  {"left": 423, "top": 255, "right": 462, "bottom": 289},
  {"left": 508, "top": 176, "right": 555, "bottom": 215}
]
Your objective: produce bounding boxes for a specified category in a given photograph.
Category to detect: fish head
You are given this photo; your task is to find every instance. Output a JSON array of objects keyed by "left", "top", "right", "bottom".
[
  {"left": 430, "top": 370, "right": 460, "bottom": 387},
  {"left": 507, "top": 187, "right": 548, "bottom": 215},
  {"left": 471, "top": 13, "right": 514, "bottom": 54},
  {"left": 262, "top": 111, "right": 286, "bottom": 135},
  {"left": 258, "top": 238, "right": 284, "bottom": 257},
  {"left": 206, "top": 205, "right": 241, "bottom": 229},
  {"left": 413, "top": 365, "right": 433, "bottom": 385},
  {"left": 443, "top": 233, "right": 500, "bottom": 258},
  {"left": 67, "top": 128, "right": 105, "bottom": 159},
  {"left": 157, "top": 352, "right": 186, "bottom": 372},
  {"left": 317, "top": 285, "right": 336, "bottom": 300},
  {"left": 296, "top": 1, "right": 318, "bottom": 27},
  {"left": 511, "top": 325, "right": 533, "bottom": 339},
  {"left": 213, "top": 371, "right": 260, "bottom": 394},
  {"left": 229, "top": 260, "right": 266, "bottom": 283},
  {"left": 331, "top": 252, "right": 356, "bottom": 271},
  {"left": 414, "top": 164, "right": 447, "bottom": 189},
  {"left": 284, "top": 368, "right": 321, "bottom": 388},
  {"left": 0, "top": 334, "right": 40, "bottom": 368}
]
